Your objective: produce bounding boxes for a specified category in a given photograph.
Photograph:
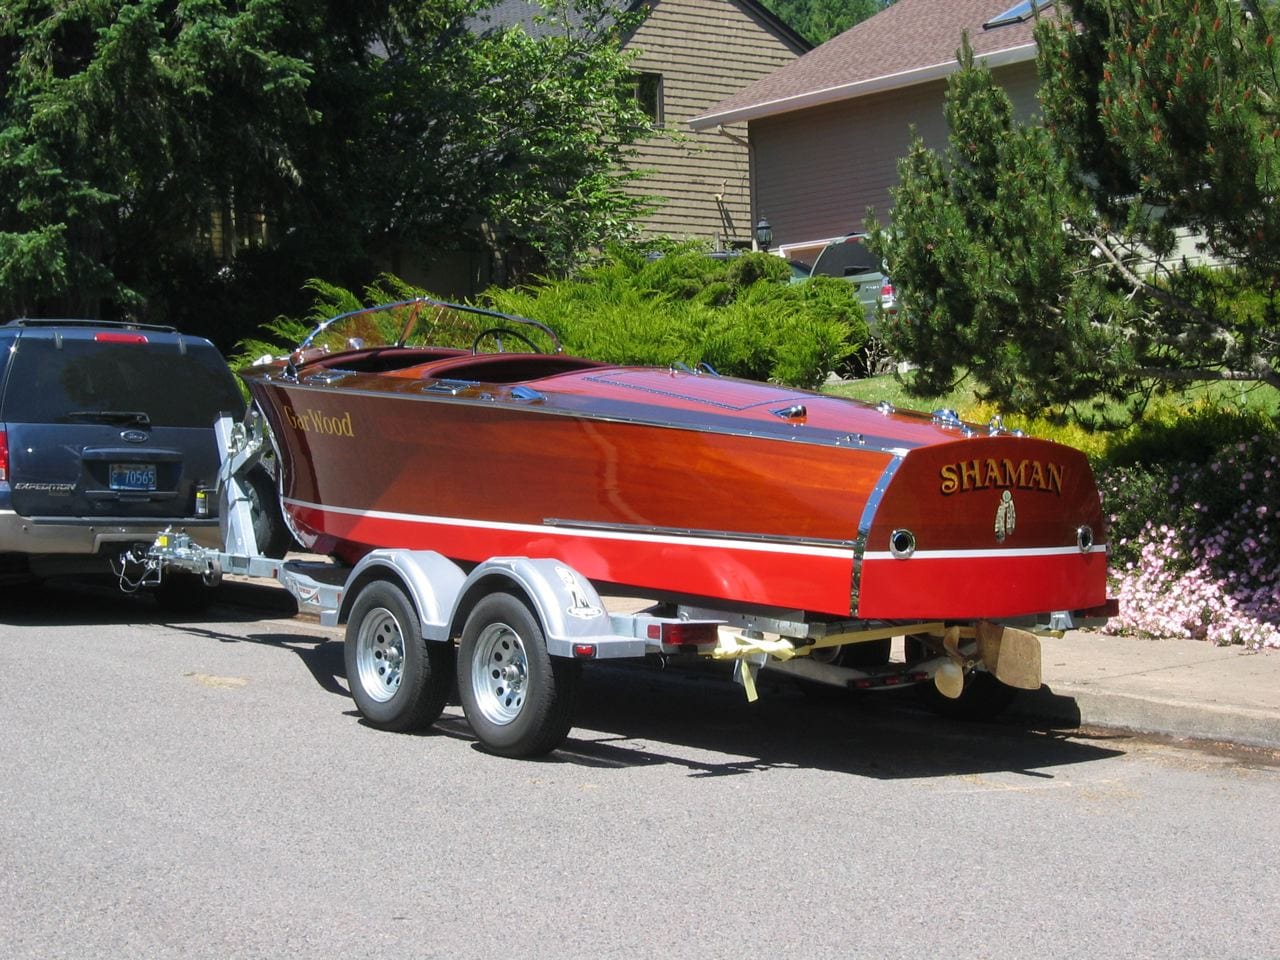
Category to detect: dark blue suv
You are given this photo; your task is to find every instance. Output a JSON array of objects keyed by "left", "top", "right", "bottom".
[{"left": 0, "top": 319, "right": 245, "bottom": 597}]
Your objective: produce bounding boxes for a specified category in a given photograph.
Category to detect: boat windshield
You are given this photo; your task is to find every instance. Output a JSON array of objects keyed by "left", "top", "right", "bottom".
[{"left": 294, "top": 298, "right": 562, "bottom": 359}]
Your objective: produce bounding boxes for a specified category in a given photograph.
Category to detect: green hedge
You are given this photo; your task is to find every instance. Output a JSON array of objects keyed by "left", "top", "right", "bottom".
[{"left": 481, "top": 244, "right": 868, "bottom": 389}]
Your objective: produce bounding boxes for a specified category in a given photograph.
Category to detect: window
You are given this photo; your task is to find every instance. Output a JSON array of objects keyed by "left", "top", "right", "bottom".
[
  {"left": 983, "top": 0, "right": 1052, "bottom": 29},
  {"left": 6, "top": 338, "right": 242, "bottom": 427},
  {"left": 634, "top": 72, "right": 663, "bottom": 125}
]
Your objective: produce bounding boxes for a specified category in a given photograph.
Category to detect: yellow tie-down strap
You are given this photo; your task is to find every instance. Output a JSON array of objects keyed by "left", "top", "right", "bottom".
[{"left": 709, "top": 629, "right": 798, "bottom": 702}]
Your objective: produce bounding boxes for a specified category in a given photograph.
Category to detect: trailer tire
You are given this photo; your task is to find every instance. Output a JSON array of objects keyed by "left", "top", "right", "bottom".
[
  {"left": 458, "top": 592, "right": 580, "bottom": 758},
  {"left": 346, "top": 580, "right": 451, "bottom": 732},
  {"left": 244, "top": 465, "right": 293, "bottom": 560}
]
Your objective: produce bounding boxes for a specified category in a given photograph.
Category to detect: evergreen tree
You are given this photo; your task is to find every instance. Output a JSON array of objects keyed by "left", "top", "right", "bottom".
[
  {"left": 0, "top": 1, "right": 651, "bottom": 327},
  {"left": 872, "top": 1, "right": 1280, "bottom": 413},
  {"left": 758, "top": 0, "right": 891, "bottom": 46}
]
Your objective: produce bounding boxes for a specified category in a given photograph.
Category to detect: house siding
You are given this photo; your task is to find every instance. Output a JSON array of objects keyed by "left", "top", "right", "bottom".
[
  {"left": 624, "top": 0, "right": 805, "bottom": 244},
  {"left": 752, "top": 59, "right": 1041, "bottom": 255}
]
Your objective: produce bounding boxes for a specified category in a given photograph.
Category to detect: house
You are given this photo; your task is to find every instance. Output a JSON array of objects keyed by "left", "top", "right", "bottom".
[
  {"left": 479, "top": 0, "right": 810, "bottom": 247},
  {"left": 688, "top": 0, "right": 1051, "bottom": 262}
]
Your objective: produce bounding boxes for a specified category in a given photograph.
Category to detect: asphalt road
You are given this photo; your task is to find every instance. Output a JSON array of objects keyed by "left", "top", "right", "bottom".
[{"left": 2, "top": 580, "right": 1278, "bottom": 960}]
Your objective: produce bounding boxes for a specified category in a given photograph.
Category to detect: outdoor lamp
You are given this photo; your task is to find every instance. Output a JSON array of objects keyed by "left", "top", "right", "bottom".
[{"left": 755, "top": 216, "right": 772, "bottom": 252}]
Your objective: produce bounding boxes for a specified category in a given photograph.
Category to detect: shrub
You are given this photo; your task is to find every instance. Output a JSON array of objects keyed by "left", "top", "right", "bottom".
[
  {"left": 482, "top": 244, "right": 867, "bottom": 387},
  {"left": 1096, "top": 411, "right": 1279, "bottom": 649}
]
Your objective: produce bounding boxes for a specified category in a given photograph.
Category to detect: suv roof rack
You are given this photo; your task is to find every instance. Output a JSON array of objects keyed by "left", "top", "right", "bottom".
[{"left": 5, "top": 318, "right": 179, "bottom": 333}]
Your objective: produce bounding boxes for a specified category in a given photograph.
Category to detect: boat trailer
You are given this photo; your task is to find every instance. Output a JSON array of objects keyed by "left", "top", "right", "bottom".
[{"left": 147, "top": 413, "right": 1077, "bottom": 757}]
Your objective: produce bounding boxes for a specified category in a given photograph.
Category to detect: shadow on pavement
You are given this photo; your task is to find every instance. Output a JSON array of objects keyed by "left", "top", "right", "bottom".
[
  {"left": 550, "top": 661, "right": 1121, "bottom": 780},
  {"left": 362, "top": 659, "right": 1121, "bottom": 781},
  {"left": 171, "top": 625, "right": 1119, "bottom": 781},
  {"left": 0, "top": 576, "right": 298, "bottom": 626}
]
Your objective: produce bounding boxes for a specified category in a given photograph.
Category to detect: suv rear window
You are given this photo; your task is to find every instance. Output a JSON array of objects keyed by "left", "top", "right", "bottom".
[
  {"left": 812, "top": 240, "right": 879, "bottom": 277},
  {"left": 3, "top": 337, "right": 243, "bottom": 428}
]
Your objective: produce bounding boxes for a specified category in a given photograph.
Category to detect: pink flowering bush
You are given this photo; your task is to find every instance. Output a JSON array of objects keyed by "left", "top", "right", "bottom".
[{"left": 1098, "top": 425, "right": 1279, "bottom": 649}]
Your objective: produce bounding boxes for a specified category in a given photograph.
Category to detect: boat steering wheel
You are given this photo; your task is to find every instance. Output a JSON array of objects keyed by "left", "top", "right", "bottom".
[{"left": 471, "top": 327, "right": 544, "bottom": 355}]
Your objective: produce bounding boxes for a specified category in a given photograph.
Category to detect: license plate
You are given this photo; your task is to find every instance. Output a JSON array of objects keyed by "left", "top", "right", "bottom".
[{"left": 110, "top": 462, "right": 157, "bottom": 492}]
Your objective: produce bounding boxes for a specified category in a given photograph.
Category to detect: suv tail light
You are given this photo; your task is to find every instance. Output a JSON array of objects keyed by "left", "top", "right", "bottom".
[
  {"left": 0, "top": 428, "right": 8, "bottom": 482},
  {"left": 94, "top": 331, "right": 149, "bottom": 344}
]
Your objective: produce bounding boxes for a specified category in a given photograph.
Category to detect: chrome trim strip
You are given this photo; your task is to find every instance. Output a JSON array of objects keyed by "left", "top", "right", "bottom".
[
  {"left": 850, "top": 452, "right": 907, "bottom": 610},
  {"left": 543, "top": 516, "right": 855, "bottom": 550},
  {"left": 862, "top": 544, "right": 1109, "bottom": 561}
]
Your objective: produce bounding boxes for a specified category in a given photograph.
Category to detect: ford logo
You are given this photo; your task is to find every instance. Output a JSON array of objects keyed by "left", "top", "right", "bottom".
[{"left": 120, "top": 429, "right": 148, "bottom": 444}]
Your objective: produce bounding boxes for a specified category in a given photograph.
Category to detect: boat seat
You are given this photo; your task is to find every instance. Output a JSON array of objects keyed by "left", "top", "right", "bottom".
[{"left": 309, "top": 347, "right": 468, "bottom": 373}]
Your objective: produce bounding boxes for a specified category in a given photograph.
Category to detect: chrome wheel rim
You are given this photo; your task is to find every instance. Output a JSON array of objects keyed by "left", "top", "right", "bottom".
[
  {"left": 470, "top": 623, "right": 528, "bottom": 726},
  {"left": 355, "top": 607, "right": 405, "bottom": 703}
]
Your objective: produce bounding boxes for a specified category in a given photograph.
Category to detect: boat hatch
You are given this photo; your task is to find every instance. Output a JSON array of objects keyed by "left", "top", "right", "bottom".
[{"left": 583, "top": 368, "right": 812, "bottom": 412}]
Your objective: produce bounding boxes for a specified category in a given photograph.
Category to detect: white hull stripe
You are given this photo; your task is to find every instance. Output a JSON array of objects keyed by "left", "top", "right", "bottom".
[
  {"left": 286, "top": 498, "right": 855, "bottom": 560},
  {"left": 863, "top": 545, "right": 1106, "bottom": 561}
]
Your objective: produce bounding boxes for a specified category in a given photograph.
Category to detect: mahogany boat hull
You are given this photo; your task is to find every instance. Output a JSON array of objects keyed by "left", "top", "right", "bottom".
[{"left": 245, "top": 348, "right": 1108, "bottom": 622}]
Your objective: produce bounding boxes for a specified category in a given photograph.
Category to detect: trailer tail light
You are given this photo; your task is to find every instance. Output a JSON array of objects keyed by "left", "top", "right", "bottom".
[
  {"left": 0, "top": 428, "right": 7, "bottom": 481},
  {"left": 646, "top": 621, "right": 720, "bottom": 648},
  {"left": 94, "top": 331, "right": 149, "bottom": 344},
  {"left": 572, "top": 643, "right": 597, "bottom": 659}
]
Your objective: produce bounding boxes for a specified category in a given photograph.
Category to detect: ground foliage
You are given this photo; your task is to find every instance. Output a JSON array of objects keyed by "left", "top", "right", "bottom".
[
  {"left": 0, "top": 0, "right": 651, "bottom": 341},
  {"left": 871, "top": 0, "right": 1280, "bottom": 415}
]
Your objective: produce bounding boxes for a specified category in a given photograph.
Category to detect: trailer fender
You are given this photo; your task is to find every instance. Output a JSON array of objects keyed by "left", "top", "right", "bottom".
[
  {"left": 342, "top": 549, "right": 466, "bottom": 641},
  {"left": 454, "top": 558, "right": 634, "bottom": 658}
]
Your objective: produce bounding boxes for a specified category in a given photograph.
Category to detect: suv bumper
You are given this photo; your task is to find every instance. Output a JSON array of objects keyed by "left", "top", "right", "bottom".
[{"left": 0, "top": 510, "right": 223, "bottom": 555}]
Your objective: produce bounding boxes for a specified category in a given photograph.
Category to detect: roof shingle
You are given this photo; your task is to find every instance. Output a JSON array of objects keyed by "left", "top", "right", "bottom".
[{"left": 689, "top": 0, "right": 1047, "bottom": 128}]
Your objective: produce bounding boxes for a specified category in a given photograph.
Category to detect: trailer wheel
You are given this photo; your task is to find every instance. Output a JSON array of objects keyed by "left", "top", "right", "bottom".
[
  {"left": 244, "top": 464, "right": 293, "bottom": 560},
  {"left": 458, "top": 592, "right": 580, "bottom": 758},
  {"left": 345, "top": 580, "right": 451, "bottom": 731}
]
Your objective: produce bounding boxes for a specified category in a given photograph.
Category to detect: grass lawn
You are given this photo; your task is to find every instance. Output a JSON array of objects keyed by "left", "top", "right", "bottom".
[{"left": 826, "top": 371, "right": 1278, "bottom": 418}]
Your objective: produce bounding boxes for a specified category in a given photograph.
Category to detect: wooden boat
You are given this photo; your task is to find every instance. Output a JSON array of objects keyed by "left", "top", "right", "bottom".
[{"left": 242, "top": 299, "right": 1108, "bottom": 624}]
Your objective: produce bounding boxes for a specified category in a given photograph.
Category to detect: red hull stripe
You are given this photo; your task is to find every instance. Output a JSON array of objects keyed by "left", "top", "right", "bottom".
[
  {"left": 858, "top": 551, "right": 1108, "bottom": 619},
  {"left": 285, "top": 498, "right": 859, "bottom": 615}
]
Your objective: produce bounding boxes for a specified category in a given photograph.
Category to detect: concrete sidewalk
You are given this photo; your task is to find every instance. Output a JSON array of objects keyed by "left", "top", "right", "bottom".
[{"left": 1012, "top": 631, "right": 1280, "bottom": 751}]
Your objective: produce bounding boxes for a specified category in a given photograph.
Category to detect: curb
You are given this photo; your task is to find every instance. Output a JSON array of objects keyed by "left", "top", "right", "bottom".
[{"left": 1010, "top": 682, "right": 1280, "bottom": 752}]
